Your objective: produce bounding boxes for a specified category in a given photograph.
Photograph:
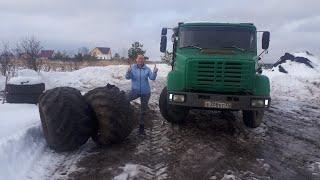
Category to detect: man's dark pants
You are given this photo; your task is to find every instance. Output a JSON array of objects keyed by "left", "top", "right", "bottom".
[{"left": 128, "top": 91, "right": 151, "bottom": 126}]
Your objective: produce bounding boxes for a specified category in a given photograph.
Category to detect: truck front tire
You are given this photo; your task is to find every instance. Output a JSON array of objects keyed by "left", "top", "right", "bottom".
[
  {"left": 242, "top": 110, "right": 264, "bottom": 128},
  {"left": 159, "top": 87, "right": 189, "bottom": 124}
]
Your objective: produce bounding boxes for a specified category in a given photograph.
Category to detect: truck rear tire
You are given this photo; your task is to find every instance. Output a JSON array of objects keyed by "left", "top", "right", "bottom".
[
  {"left": 242, "top": 110, "right": 264, "bottom": 128},
  {"left": 84, "top": 84, "right": 135, "bottom": 146},
  {"left": 159, "top": 87, "right": 189, "bottom": 124},
  {"left": 38, "top": 87, "right": 94, "bottom": 152}
]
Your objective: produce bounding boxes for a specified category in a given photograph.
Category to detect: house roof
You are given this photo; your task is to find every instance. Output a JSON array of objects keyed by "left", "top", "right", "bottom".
[
  {"left": 39, "top": 50, "right": 54, "bottom": 58},
  {"left": 96, "top": 47, "right": 111, "bottom": 54}
]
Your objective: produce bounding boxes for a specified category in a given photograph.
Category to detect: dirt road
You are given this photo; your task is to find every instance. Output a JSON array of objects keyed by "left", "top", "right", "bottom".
[{"left": 55, "top": 98, "right": 320, "bottom": 180}]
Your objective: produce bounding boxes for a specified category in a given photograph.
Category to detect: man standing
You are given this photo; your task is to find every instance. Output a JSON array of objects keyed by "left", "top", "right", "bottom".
[{"left": 126, "top": 54, "right": 158, "bottom": 135}]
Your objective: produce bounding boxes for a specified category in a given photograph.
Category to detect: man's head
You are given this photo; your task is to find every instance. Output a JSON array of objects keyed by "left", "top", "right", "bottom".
[{"left": 135, "top": 54, "right": 145, "bottom": 65}]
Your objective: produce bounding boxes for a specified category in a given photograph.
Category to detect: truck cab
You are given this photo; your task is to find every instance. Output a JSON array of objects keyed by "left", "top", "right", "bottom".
[{"left": 159, "top": 22, "right": 271, "bottom": 128}]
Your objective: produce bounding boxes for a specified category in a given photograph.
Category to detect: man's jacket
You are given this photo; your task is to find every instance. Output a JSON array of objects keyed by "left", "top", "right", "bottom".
[{"left": 125, "top": 64, "right": 157, "bottom": 94}]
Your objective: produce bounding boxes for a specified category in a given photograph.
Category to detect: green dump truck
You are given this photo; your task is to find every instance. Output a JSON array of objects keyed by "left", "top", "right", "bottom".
[{"left": 159, "top": 22, "right": 271, "bottom": 128}]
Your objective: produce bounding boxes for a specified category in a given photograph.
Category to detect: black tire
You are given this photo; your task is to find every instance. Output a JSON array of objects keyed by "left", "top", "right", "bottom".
[
  {"left": 242, "top": 110, "right": 264, "bottom": 128},
  {"left": 159, "top": 87, "right": 189, "bottom": 124},
  {"left": 38, "top": 87, "right": 94, "bottom": 152},
  {"left": 84, "top": 84, "right": 135, "bottom": 146},
  {"left": 6, "top": 83, "right": 45, "bottom": 94},
  {"left": 6, "top": 93, "right": 40, "bottom": 104}
]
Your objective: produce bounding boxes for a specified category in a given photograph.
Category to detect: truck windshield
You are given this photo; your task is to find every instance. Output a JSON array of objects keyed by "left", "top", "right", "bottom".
[{"left": 179, "top": 26, "right": 256, "bottom": 51}]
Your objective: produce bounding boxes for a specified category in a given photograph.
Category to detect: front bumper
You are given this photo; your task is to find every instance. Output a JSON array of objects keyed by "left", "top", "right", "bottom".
[{"left": 168, "top": 91, "right": 271, "bottom": 110}]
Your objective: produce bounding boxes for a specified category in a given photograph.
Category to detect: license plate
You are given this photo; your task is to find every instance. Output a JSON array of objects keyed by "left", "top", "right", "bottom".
[{"left": 203, "top": 101, "right": 232, "bottom": 109}]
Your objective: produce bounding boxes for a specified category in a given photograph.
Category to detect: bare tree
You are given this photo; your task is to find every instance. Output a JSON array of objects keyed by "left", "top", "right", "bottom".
[
  {"left": 78, "top": 47, "right": 90, "bottom": 56},
  {"left": 161, "top": 50, "right": 173, "bottom": 65},
  {"left": 0, "top": 42, "right": 13, "bottom": 76},
  {"left": 16, "top": 36, "right": 42, "bottom": 71}
]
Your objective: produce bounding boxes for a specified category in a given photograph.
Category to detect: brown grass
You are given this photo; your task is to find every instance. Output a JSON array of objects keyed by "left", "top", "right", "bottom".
[{"left": 10, "top": 58, "right": 161, "bottom": 72}]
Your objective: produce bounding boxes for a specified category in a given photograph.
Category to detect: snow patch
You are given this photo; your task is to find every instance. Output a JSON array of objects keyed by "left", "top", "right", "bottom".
[
  {"left": 0, "top": 75, "right": 5, "bottom": 91},
  {"left": 265, "top": 52, "right": 320, "bottom": 102},
  {"left": 8, "top": 76, "right": 43, "bottom": 85},
  {"left": 308, "top": 162, "right": 320, "bottom": 174},
  {"left": 17, "top": 69, "right": 39, "bottom": 77},
  {"left": 40, "top": 64, "right": 171, "bottom": 92},
  {"left": 221, "top": 170, "right": 236, "bottom": 180},
  {"left": 0, "top": 124, "right": 46, "bottom": 180},
  {"left": 113, "top": 164, "right": 153, "bottom": 180},
  {"left": 272, "top": 52, "right": 320, "bottom": 76},
  {"left": 5, "top": 69, "right": 43, "bottom": 85}
]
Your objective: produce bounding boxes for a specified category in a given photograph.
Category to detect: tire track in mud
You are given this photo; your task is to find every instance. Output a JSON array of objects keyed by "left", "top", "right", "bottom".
[
  {"left": 49, "top": 141, "right": 95, "bottom": 180},
  {"left": 67, "top": 100, "right": 320, "bottom": 180},
  {"left": 260, "top": 101, "right": 320, "bottom": 179},
  {"left": 132, "top": 105, "right": 175, "bottom": 180}
]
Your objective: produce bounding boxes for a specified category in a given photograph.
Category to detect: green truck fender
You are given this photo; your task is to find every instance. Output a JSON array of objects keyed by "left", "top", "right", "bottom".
[
  {"left": 167, "top": 70, "right": 185, "bottom": 91},
  {"left": 254, "top": 74, "right": 270, "bottom": 96}
]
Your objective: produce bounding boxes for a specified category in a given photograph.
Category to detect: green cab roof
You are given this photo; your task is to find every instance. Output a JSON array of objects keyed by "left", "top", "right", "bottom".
[{"left": 180, "top": 22, "right": 256, "bottom": 29}]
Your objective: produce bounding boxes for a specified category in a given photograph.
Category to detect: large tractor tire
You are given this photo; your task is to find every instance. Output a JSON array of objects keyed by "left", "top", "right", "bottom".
[
  {"left": 159, "top": 87, "right": 189, "bottom": 124},
  {"left": 38, "top": 87, "right": 94, "bottom": 152},
  {"left": 242, "top": 110, "right": 264, "bottom": 128},
  {"left": 84, "top": 84, "right": 135, "bottom": 146}
]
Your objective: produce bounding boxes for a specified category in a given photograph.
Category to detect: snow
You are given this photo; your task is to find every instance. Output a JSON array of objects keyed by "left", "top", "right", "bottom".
[
  {"left": 265, "top": 52, "right": 320, "bottom": 102},
  {"left": 40, "top": 64, "right": 170, "bottom": 92},
  {"left": 8, "top": 76, "right": 43, "bottom": 85},
  {"left": 0, "top": 104, "right": 44, "bottom": 180},
  {"left": 0, "top": 75, "right": 5, "bottom": 91},
  {"left": 308, "top": 162, "right": 320, "bottom": 175},
  {"left": 0, "top": 54, "right": 319, "bottom": 179},
  {"left": 113, "top": 164, "right": 153, "bottom": 180},
  {"left": 221, "top": 174, "right": 236, "bottom": 180},
  {"left": 0, "top": 103, "right": 93, "bottom": 180},
  {"left": 0, "top": 63, "right": 170, "bottom": 180},
  {"left": 17, "top": 69, "right": 39, "bottom": 77},
  {"left": 7, "top": 69, "right": 43, "bottom": 85}
]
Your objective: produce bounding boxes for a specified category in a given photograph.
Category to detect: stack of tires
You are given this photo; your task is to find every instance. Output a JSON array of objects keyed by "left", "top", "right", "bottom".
[
  {"left": 6, "top": 83, "right": 45, "bottom": 104},
  {"left": 38, "top": 84, "right": 136, "bottom": 152}
]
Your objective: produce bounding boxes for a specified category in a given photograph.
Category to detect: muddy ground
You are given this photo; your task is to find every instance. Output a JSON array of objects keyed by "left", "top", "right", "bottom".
[{"left": 50, "top": 97, "right": 320, "bottom": 180}]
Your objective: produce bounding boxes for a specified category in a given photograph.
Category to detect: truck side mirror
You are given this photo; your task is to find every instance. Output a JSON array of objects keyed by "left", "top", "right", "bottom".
[
  {"left": 160, "top": 36, "right": 167, "bottom": 53},
  {"left": 262, "top": 31, "right": 270, "bottom": 50},
  {"left": 161, "top": 28, "right": 167, "bottom": 36}
]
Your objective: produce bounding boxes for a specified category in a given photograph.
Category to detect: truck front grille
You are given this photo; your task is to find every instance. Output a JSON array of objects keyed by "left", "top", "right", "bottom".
[{"left": 186, "top": 60, "right": 254, "bottom": 92}]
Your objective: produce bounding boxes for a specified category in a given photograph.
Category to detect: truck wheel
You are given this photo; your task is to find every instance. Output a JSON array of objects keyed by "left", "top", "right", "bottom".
[
  {"left": 159, "top": 87, "right": 189, "bottom": 124},
  {"left": 38, "top": 87, "right": 94, "bottom": 152},
  {"left": 84, "top": 84, "right": 135, "bottom": 146},
  {"left": 242, "top": 110, "right": 264, "bottom": 128}
]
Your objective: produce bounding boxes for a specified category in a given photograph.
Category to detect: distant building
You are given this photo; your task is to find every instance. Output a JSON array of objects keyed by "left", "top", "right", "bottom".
[
  {"left": 90, "top": 47, "right": 112, "bottom": 60},
  {"left": 39, "top": 50, "right": 54, "bottom": 59}
]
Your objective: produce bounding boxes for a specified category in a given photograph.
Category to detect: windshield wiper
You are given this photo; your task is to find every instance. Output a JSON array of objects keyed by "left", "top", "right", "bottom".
[
  {"left": 221, "top": 45, "right": 246, "bottom": 52},
  {"left": 180, "top": 45, "right": 202, "bottom": 50}
]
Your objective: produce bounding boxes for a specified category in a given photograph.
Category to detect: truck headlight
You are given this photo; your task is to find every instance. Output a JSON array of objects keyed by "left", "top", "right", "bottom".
[
  {"left": 251, "top": 99, "right": 265, "bottom": 107},
  {"left": 173, "top": 94, "right": 185, "bottom": 103}
]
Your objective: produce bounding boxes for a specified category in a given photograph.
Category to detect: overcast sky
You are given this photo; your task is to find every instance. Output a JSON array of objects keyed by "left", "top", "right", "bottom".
[{"left": 0, "top": 0, "right": 319, "bottom": 62}]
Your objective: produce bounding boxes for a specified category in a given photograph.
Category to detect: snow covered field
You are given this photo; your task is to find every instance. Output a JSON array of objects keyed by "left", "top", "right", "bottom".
[
  {"left": 0, "top": 52, "right": 319, "bottom": 179},
  {"left": 0, "top": 64, "right": 170, "bottom": 180}
]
